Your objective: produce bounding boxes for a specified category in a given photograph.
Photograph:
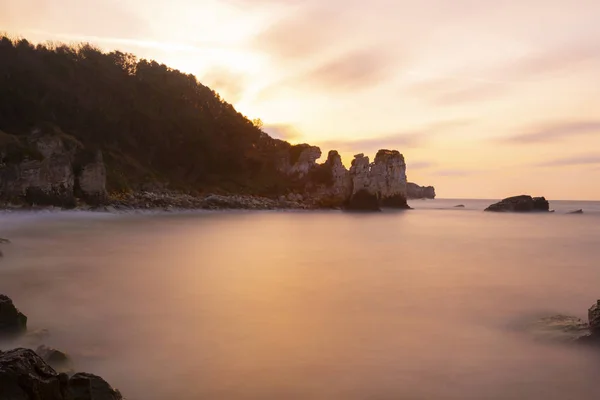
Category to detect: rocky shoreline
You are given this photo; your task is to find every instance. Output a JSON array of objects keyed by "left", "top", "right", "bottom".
[{"left": 0, "top": 294, "right": 123, "bottom": 399}]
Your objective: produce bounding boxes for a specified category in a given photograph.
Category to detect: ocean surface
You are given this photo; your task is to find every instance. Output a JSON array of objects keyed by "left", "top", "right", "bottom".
[{"left": 1, "top": 198, "right": 600, "bottom": 400}]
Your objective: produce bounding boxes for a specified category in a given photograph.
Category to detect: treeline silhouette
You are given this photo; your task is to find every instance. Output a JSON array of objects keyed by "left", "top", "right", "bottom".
[{"left": 0, "top": 35, "right": 295, "bottom": 194}]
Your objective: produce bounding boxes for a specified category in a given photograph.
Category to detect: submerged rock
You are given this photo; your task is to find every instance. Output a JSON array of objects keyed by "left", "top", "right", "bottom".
[
  {"left": 0, "top": 294, "right": 27, "bottom": 337},
  {"left": 454, "top": 204, "right": 465, "bottom": 208},
  {"left": 484, "top": 195, "right": 550, "bottom": 212},
  {"left": 568, "top": 209, "right": 583, "bottom": 214},
  {"left": 0, "top": 348, "right": 122, "bottom": 400},
  {"left": 0, "top": 238, "right": 10, "bottom": 244}
]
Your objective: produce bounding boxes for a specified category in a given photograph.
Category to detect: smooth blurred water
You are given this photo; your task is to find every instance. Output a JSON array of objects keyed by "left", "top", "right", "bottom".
[{"left": 1, "top": 200, "right": 600, "bottom": 399}]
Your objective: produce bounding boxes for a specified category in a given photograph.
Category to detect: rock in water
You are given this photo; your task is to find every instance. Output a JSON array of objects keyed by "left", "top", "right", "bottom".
[
  {"left": 36, "top": 345, "right": 73, "bottom": 374},
  {"left": 484, "top": 195, "right": 550, "bottom": 212},
  {"left": 406, "top": 182, "right": 436, "bottom": 199},
  {"left": 0, "top": 348, "right": 123, "bottom": 400},
  {"left": 0, "top": 294, "right": 27, "bottom": 337},
  {"left": 0, "top": 238, "right": 10, "bottom": 244},
  {"left": 68, "top": 373, "right": 122, "bottom": 400},
  {"left": 454, "top": 204, "right": 465, "bottom": 208},
  {"left": 0, "top": 348, "right": 68, "bottom": 400},
  {"left": 568, "top": 209, "right": 583, "bottom": 214}
]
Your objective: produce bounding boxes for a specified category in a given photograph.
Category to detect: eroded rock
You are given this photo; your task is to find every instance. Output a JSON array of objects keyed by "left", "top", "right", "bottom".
[{"left": 407, "top": 182, "right": 436, "bottom": 199}]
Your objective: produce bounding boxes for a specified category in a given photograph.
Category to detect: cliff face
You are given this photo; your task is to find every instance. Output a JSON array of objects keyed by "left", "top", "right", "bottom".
[
  {"left": 285, "top": 148, "right": 410, "bottom": 210},
  {"left": 0, "top": 126, "right": 107, "bottom": 206},
  {"left": 407, "top": 182, "right": 436, "bottom": 199}
]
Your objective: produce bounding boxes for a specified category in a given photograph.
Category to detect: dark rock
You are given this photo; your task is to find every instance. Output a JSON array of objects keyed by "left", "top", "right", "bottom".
[
  {"left": 0, "top": 237, "right": 10, "bottom": 244},
  {"left": 0, "top": 348, "right": 122, "bottom": 400},
  {"left": 0, "top": 294, "right": 27, "bottom": 337},
  {"left": 380, "top": 193, "right": 410, "bottom": 209},
  {"left": 67, "top": 373, "right": 122, "bottom": 400},
  {"left": 568, "top": 209, "right": 583, "bottom": 214},
  {"left": 454, "top": 204, "right": 465, "bottom": 208},
  {"left": 484, "top": 195, "right": 550, "bottom": 212},
  {"left": 36, "top": 345, "right": 73, "bottom": 374},
  {"left": 0, "top": 348, "right": 68, "bottom": 400},
  {"left": 345, "top": 189, "right": 381, "bottom": 211}
]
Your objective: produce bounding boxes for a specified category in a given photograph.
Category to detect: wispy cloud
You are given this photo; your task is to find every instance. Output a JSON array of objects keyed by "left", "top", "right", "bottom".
[
  {"left": 535, "top": 154, "right": 600, "bottom": 167},
  {"left": 431, "top": 169, "right": 482, "bottom": 177},
  {"left": 408, "top": 161, "right": 437, "bottom": 169},
  {"left": 501, "top": 121, "right": 600, "bottom": 144},
  {"left": 315, "top": 119, "right": 472, "bottom": 153}
]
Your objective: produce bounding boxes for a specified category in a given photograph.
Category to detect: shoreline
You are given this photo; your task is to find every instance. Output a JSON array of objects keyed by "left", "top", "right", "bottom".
[{"left": 0, "top": 192, "right": 433, "bottom": 214}]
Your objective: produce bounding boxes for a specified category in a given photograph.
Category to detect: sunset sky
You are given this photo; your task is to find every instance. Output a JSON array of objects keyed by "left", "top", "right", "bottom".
[{"left": 2, "top": 0, "right": 600, "bottom": 199}]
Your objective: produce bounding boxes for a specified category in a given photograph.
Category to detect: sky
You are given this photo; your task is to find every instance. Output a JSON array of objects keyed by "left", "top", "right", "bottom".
[{"left": 2, "top": 0, "right": 600, "bottom": 199}]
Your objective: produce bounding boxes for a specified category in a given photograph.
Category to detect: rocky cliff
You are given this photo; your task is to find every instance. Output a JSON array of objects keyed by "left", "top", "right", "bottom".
[
  {"left": 407, "top": 182, "right": 436, "bottom": 199},
  {"left": 283, "top": 147, "right": 410, "bottom": 210},
  {"left": 0, "top": 125, "right": 107, "bottom": 207}
]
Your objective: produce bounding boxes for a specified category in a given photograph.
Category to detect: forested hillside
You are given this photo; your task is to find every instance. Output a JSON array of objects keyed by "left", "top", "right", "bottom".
[{"left": 0, "top": 35, "right": 294, "bottom": 195}]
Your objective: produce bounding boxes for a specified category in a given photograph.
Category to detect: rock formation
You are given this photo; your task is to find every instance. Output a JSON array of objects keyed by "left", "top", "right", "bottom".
[
  {"left": 74, "top": 150, "right": 107, "bottom": 205},
  {"left": 0, "top": 294, "right": 27, "bottom": 337},
  {"left": 36, "top": 345, "right": 73, "bottom": 374},
  {"left": 407, "top": 182, "right": 436, "bottom": 199},
  {"left": 568, "top": 209, "right": 583, "bottom": 214},
  {"left": 484, "top": 195, "right": 550, "bottom": 212},
  {"left": 0, "top": 348, "right": 122, "bottom": 400},
  {"left": 0, "top": 125, "right": 107, "bottom": 207},
  {"left": 278, "top": 144, "right": 322, "bottom": 178},
  {"left": 279, "top": 147, "right": 412, "bottom": 211}
]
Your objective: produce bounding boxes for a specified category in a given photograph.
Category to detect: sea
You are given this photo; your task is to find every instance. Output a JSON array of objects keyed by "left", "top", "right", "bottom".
[{"left": 1, "top": 198, "right": 600, "bottom": 400}]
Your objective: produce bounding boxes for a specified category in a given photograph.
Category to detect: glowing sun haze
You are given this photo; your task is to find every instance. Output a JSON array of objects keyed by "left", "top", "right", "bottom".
[{"left": 3, "top": 0, "right": 600, "bottom": 199}]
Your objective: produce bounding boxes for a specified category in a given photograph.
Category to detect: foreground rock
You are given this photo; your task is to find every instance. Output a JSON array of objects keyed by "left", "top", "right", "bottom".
[
  {"left": 36, "top": 345, "right": 73, "bottom": 374},
  {"left": 0, "top": 348, "right": 122, "bottom": 400},
  {"left": 0, "top": 294, "right": 27, "bottom": 337},
  {"left": 484, "top": 195, "right": 550, "bottom": 212}
]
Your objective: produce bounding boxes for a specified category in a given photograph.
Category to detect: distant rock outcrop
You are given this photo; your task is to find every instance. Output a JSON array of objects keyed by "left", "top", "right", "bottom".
[
  {"left": 406, "top": 182, "right": 436, "bottom": 199},
  {"left": 0, "top": 125, "right": 107, "bottom": 207},
  {"left": 484, "top": 195, "right": 550, "bottom": 212},
  {"left": 281, "top": 148, "right": 411, "bottom": 211},
  {"left": 568, "top": 209, "right": 583, "bottom": 214},
  {"left": 345, "top": 150, "right": 409, "bottom": 210}
]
